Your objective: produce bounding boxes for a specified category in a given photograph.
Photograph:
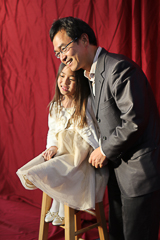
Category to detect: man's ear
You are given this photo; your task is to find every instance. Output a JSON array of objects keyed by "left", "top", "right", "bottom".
[{"left": 80, "top": 33, "right": 89, "bottom": 45}]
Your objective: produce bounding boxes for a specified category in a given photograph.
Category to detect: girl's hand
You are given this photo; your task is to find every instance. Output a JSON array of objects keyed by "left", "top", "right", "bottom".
[{"left": 42, "top": 146, "right": 58, "bottom": 161}]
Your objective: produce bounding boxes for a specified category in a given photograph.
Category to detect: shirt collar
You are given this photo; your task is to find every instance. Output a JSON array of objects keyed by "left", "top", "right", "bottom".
[{"left": 84, "top": 46, "right": 102, "bottom": 81}]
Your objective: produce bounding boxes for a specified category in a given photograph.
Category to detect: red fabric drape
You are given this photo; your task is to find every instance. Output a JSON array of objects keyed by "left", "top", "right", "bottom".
[{"left": 0, "top": 0, "right": 160, "bottom": 239}]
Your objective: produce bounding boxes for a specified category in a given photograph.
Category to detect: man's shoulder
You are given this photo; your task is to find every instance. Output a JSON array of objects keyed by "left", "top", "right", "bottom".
[
  {"left": 98, "top": 48, "right": 140, "bottom": 72},
  {"left": 99, "top": 48, "right": 131, "bottom": 63},
  {"left": 97, "top": 49, "right": 126, "bottom": 73}
]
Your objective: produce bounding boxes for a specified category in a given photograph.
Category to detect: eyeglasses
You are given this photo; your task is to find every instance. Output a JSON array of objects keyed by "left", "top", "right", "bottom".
[{"left": 55, "top": 38, "right": 77, "bottom": 59}]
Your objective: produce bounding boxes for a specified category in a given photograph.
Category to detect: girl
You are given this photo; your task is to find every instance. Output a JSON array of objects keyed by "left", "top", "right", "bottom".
[{"left": 16, "top": 63, "right": 108, "bottom": 226}]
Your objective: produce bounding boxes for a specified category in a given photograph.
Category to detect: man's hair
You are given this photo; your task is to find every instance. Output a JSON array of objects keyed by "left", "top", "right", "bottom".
[{"left": 50, "top": 16, "right": 97, "bottom": 46}]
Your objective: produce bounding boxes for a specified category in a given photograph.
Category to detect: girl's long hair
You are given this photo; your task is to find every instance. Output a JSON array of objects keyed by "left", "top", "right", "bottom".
[{"left": 49, "top": 63, "right": 90, "bottom": 128}]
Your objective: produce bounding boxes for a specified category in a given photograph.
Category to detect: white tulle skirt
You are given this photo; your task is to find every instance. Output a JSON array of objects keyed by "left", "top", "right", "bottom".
[{"left": 16, "top": 130, "right": 108, "bottom": 210}]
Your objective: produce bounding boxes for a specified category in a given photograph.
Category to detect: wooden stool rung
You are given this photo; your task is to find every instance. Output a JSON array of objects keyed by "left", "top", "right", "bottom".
[
  {"left": 75, "top": 222, "right": 100, "bottom": 236},
  {"left": 84, "top": 209, "right": 96, "bottom": 217}
]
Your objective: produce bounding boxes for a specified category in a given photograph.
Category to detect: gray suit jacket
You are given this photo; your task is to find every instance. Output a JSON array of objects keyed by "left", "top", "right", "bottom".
[{"left": 90, "top": 48, "right": 160, "bottom": 197}]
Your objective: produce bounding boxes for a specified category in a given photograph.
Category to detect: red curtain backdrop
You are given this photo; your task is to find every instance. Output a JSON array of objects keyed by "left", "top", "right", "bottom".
[{"left": 0, "top": 0, "right": 160, "bottom": 239}]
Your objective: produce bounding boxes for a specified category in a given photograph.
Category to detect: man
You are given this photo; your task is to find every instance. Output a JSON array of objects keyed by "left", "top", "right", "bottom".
[{"left": 49, "top": 17, "right": 160, "bottom": 240}]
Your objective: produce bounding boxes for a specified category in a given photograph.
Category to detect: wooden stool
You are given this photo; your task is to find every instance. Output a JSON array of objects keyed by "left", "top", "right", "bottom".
[{"left": 38, "top": 192, "right": 109, "bottom": 240}]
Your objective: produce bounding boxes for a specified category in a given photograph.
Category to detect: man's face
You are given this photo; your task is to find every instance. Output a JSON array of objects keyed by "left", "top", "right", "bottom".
[{"left": 53, "top": 29, "right": 87, "bottom": 71}]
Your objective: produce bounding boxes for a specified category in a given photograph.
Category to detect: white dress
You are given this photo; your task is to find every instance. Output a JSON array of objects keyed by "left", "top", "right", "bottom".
[{"left": 16, "top": 102, "right": 109, "bottom": 210}]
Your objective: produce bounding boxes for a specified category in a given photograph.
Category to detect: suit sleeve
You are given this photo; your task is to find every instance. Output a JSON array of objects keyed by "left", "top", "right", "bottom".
[{"left": 101, "top": 60, "right": 150, "bottom": 161}]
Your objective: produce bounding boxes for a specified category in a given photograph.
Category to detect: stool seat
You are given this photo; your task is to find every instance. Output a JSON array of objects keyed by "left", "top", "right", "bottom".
[{"left": 39, "top": 192, "right": 109, "bottom": 240}]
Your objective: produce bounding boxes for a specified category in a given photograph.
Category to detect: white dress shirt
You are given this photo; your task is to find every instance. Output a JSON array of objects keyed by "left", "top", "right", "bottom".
[
  {"left": 84, "top": 47, "right": 106, "bottom": 157},
  {"left": 84, "top": 47, "right": 102, "bottom": 96}
]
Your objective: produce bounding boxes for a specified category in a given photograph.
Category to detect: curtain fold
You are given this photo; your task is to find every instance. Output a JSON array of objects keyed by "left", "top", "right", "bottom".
[{"left": 0, "top": 0, "right": 160, "bottom": 212}]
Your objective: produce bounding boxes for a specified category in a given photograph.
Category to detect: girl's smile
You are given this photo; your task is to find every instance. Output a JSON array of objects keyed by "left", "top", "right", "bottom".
[{"left": 58, "top": 65, "right": 76, "bottom": 99}]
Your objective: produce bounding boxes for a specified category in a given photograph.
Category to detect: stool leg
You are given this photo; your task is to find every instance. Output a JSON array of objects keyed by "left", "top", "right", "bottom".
[
  {"left": 95, "top": 202, "right": 109, "bottom": 240},
  {"left": 64, "top": 205, "right": 75, "bottom": 240},
  {"left": 38, "top": 192, "right": 52, "bottom": 240},
  {"left": 74, "top": 211, "right": 82, "bottom": 240}
]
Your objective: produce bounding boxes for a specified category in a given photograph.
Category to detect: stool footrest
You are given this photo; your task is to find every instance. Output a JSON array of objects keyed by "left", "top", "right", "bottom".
[
  {"left": 75, "top": 222, "right": 100, "bottom": 236},
  {"left": 84, "top": 209, "right": 96, "bottom": 217}
]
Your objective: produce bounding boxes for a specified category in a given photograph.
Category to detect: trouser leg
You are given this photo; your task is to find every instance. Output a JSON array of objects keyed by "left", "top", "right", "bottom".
[
  {"left": 122, "top": 189, "right": 160, "bottom": 240},
  {"left": 108, "top": 168, "right": 160, "bottom": 240},
  {"left": 108, "top": 168, "right": 124, "bottom": 240}
]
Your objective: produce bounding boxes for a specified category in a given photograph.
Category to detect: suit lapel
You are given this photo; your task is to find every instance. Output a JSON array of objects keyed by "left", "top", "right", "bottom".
[
  {"left": 94, "top": 49, "right": 107, "bottom": 117},
  {"left": 88, "top": 80, "right": 95, "bottom": 112}
]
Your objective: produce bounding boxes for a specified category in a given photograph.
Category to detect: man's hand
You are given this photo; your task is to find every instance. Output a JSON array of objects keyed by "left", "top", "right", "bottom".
[
  {"left": 89, "top": 147, "right": 108, "bottom": 168},
  {"left": 42, "top": 146, "right": 58, "bottom": 161}
]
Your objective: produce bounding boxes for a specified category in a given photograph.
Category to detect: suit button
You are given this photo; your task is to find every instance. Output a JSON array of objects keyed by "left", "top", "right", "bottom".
[
  {"left": 103, "top": 136, "right": 107, "bottom": 140},
  {"left": 97, "top": 118, "right": 101, "bottom": 123}
]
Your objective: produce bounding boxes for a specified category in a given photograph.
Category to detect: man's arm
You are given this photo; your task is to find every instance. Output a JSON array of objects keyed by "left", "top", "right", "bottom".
[{"left": 100, "top": 60, "right": 150, "bottom": 161}]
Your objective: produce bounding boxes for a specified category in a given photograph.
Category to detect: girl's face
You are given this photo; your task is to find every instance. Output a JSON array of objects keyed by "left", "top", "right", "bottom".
[{"left": 58, "top": 66, "right": 76, "bottom": 98}]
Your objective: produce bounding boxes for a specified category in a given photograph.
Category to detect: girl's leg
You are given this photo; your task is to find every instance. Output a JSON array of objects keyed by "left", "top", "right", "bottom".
[
  {"left": 58, "top": 202, "right": 64, "bottom": 218},
  {"left": 50, "top": 199, "right": 60, "bottom": 213},
  {"left": 45, "top": 199, "right": 59, "bottom": 222},
  {"left": 52, "top": 202, "right": 65, "bottom": 226}
]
